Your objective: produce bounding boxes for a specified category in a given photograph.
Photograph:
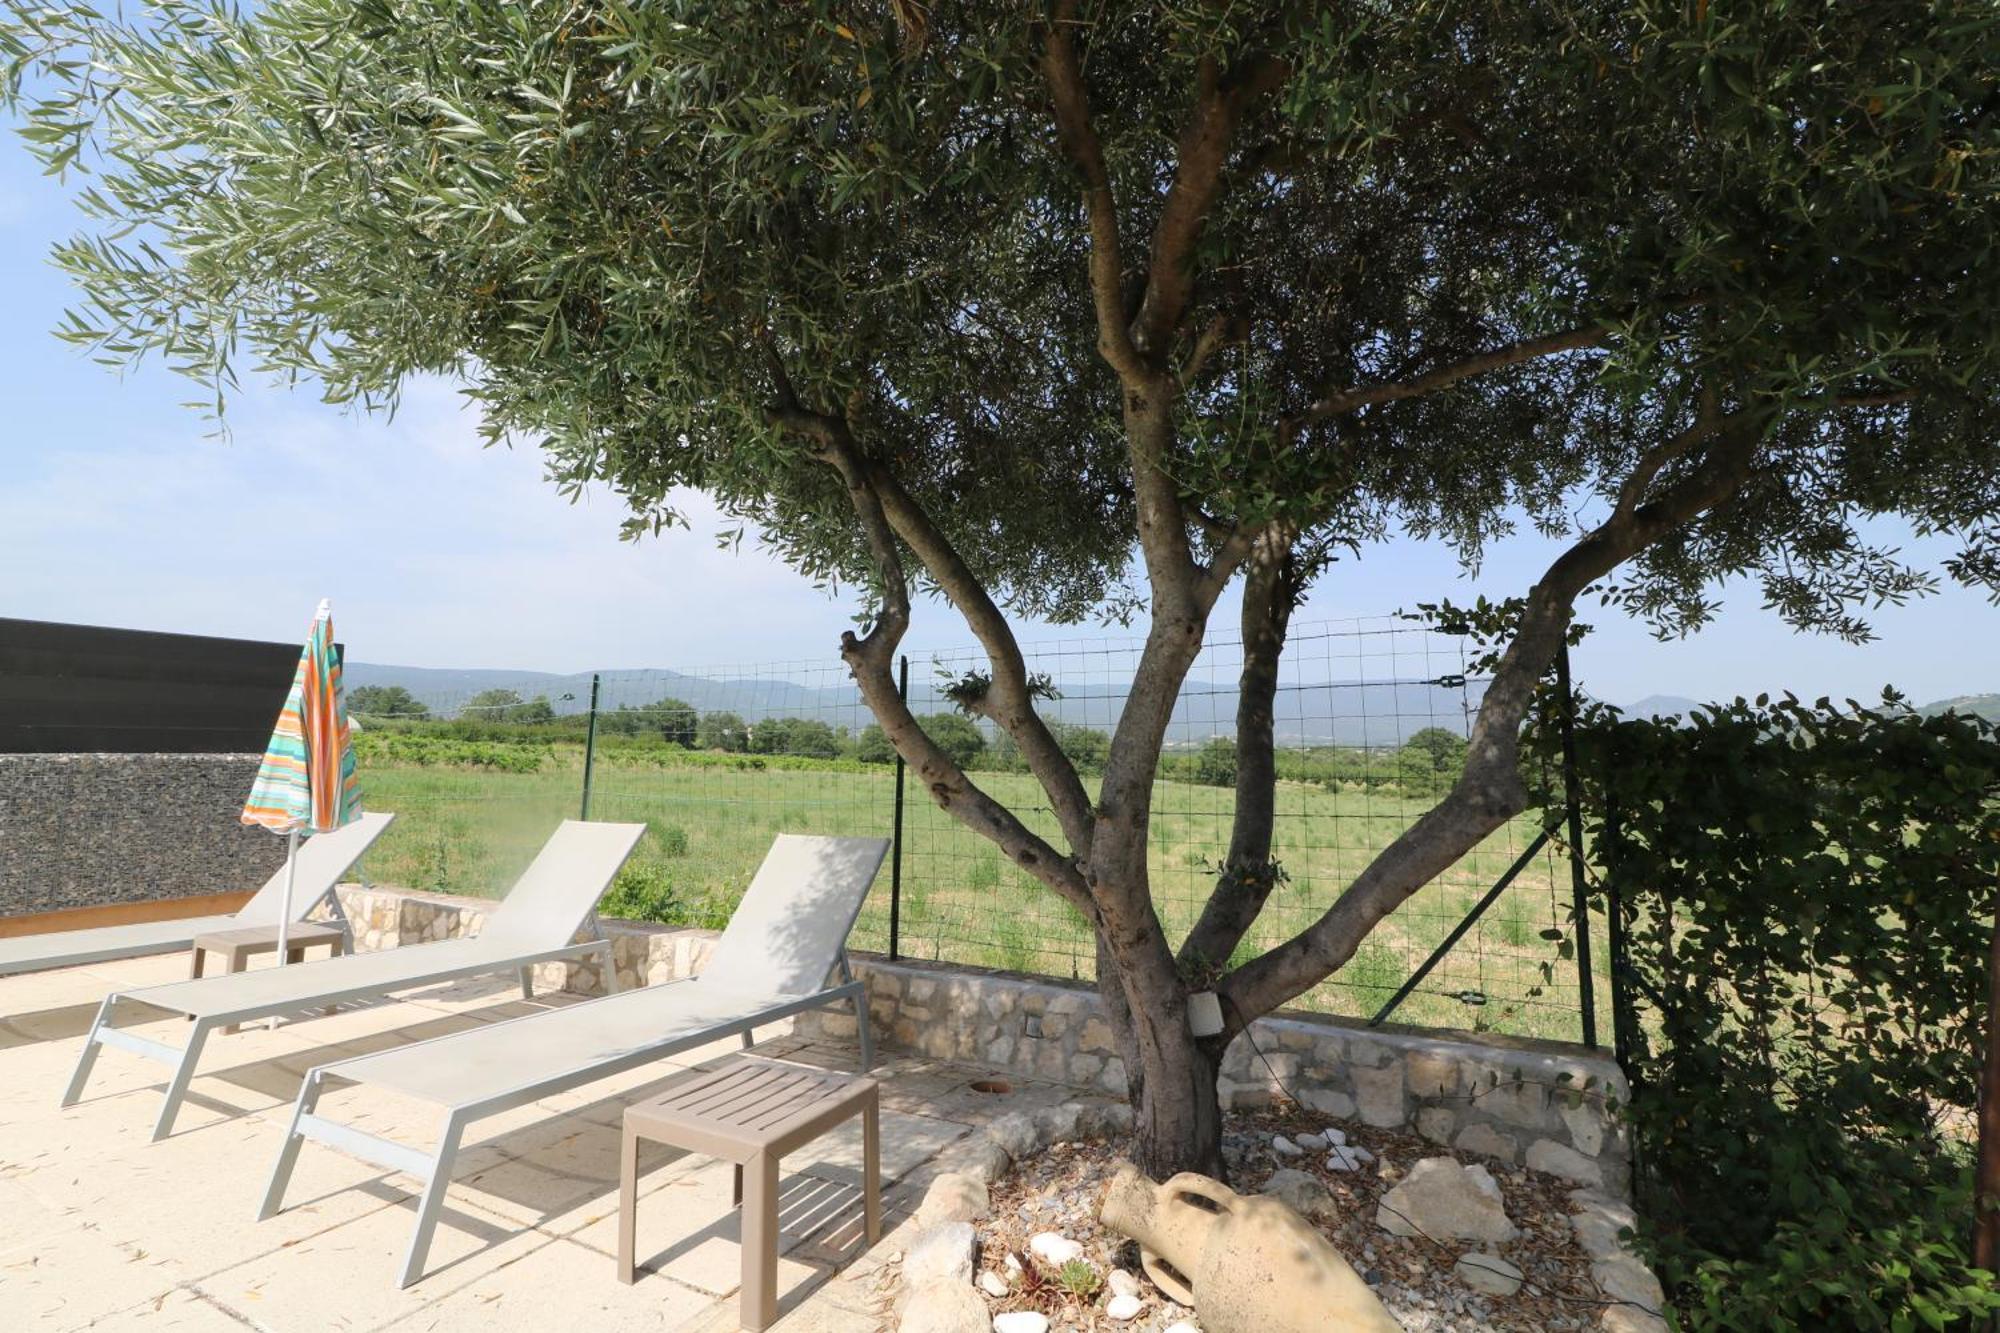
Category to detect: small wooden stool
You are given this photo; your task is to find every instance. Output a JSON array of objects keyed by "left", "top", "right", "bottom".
[
  {"left": 188, "top": 921, "right": 348, "bottom": 1033},
  {"left": 619, "top": 1056, "right": 881, "bottom": 1330}
]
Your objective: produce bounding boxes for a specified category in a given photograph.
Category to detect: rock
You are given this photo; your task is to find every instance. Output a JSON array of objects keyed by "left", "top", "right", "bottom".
[
  {"left": 1033, "top": 1102, "right": 1084, "bottom": 1142},
  {"left": 898, "top": 1280, "right": 988, "bottom": 1333},
  {"left": 1260, "top": 1168, "right": 1339, "bottom": 1224},
  {"left": 1163, "top": 1325, "right": 1200, "bottom": 1333},
  {"left": 1325, "top": 1128, "right": 1348, "bottom": 1146},
  {"left": 1352, "top": 1064, "right": 1407, "bottom": 1127},
  {"left": 1296, "top": 1132, "right": 1328, "bottom": 1151},
  {"left": 1559, "top": 1098, "right": 1607, "bottom": 1157},
  {"left": 1270, "top": 1135, "right": 1304, "bottom": 1158},
  {"left": 1300, "top": 1088, "right": 1357, "bottom": 1119},
  {"left": 1375, "top": 1158, "right": 1518, "bottom": 1244},
  {"left": 1106, "top": 1293, "right": 1144, "bottom": 1321},
  {"left": 1600, "top": 1308, "right": 1670, "bottom": 1333},
  {"left": 1571, "top": 1209, "right": 1631, "bottom": 1260},
  {"left": 1107, "top": 1268, "right": 1143, "bottom": 1299},
  {"left": 904, "top": 1222, "right": 976, "bottom": 1289},
  {"left": 1452, "top": 1123, "right": 1519, "bottom": 1163},
  {"left": 1028, "top": 1232, "right": 1084, "bottom": 1267},
  {"left": 1416, "top": 1107, "right": 1456, "bottom": 1144},
  {"left": 1526, "top": 1138, "right": 1604, "bottom": 1188},
  {"left": 917, "top": 1173, "right": 991, "bottom": 1230},
  {"left": 1453, "top": 1251, "right": 1524, "bottom": 1297},
  {"left": 986, "top": 1111, "right": 1040, "bottom": 1159},
  {"left": 992, "top": 1312, "right": 1052, "bottom": 1333},
  {"left": 956, "top": 1139, "right": 1014, "bottom": 1185},
  {"left": 1592, "top": 1256, "right": 1665, "bottom": 1310},
  {"left": 978, "top": 1270, "right": 1010, "bottom": 1298}
]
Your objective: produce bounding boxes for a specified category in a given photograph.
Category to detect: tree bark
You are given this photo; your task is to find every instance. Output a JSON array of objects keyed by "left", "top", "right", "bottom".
[{"left": 1975, "top": 889, "right": 2000, "bottom": 1278}]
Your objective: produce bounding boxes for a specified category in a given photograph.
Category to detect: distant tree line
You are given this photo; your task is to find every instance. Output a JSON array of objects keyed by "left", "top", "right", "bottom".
[{"left": 349, "top": 690, "right": 1470, "bottom": 794}]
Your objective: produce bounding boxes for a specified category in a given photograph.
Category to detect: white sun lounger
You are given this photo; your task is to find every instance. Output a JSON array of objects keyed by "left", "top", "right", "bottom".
[
  {"left": 0, "top": 810, "right": 395, "bottom": 980},
  {"left": 257, "top": 832, "right": 888, "bottom": 1288},
  {"left": 62, "top": 819, "right": 646, "bottom": 1142}
]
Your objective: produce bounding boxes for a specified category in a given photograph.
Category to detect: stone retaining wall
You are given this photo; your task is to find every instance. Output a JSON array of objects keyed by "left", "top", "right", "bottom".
[
  {"left": 331, "top": 884, "right": 1631, "bottom": 1201},
  {"left": 0, "top": 754, "right": 288, "bottom": 916}
]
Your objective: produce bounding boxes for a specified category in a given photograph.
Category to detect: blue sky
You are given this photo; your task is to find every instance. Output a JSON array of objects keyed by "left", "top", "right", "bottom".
[{"left": 3, "top": 140, "right": 1994, "bottom": 709}]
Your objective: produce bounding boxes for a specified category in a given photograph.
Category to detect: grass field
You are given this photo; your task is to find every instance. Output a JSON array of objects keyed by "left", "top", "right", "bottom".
[{"left": 356, "top": 746, "right": 1606, "bottom": 1042}]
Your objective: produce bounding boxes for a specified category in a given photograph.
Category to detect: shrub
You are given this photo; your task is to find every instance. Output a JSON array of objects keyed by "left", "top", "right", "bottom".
[{"left": 1557, "top": 696, "right": 2000, "bottom": 1331}]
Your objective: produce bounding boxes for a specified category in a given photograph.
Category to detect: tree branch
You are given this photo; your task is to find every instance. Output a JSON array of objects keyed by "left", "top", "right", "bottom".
[
  {"left": 765, "top": 399, "right": 1093, "bottom": 912},
  {"left": 1129, "top": 52, "right": 1289, "bottom": 358},
  {"left": 1042, "top": 4, "right": 1144, "bottom": 383},
  {"left": 850, "top": 451, "right": 1098, "bottom": 857},
  {"left": 1218, "top": 405, "right": 1769, "bottom": 1025},
  {"left": 1179, "top": 528, "right": 1297, "bottom": 972},
  {"left": 1290, "top": 324, "right": 1612, "bottom": 429}
]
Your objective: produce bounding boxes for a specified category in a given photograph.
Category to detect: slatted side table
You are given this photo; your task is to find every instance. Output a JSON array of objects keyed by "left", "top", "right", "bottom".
[
  {"left": 188, "top": 921, "right": 348, "bottom": 1034},
  {"left": 619, "top": 1056, "right": 881, "bottom": 1330}
]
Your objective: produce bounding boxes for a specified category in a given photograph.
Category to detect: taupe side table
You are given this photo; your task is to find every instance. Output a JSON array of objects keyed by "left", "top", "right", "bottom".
[
  {"left": 619, "top": 1056, "right": 881, "bottom": 1330},
  {"left": 188, "top": 921, "right": 347, "bottom": 1033}
]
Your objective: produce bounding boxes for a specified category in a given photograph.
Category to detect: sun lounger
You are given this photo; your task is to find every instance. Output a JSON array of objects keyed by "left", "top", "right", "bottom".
[
  {"left": 61, "top": 819, "right": 645, "bottom": 1141},
  {"left": 257, "top": 832, "right": 888, "bottom": 1288},
  {"left": 0, "top": 811, "right": 394, "bottom": 980}
]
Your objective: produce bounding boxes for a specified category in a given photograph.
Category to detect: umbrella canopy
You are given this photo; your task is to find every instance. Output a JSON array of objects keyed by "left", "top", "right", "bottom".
[{"left": 242, "top": 602, "right": 361, "bottom": 835}]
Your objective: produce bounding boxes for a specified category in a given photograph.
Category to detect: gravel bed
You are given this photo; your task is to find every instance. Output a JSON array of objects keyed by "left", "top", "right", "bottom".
[{"left": 973, "top": 1106, "right": 1612, "bottom": 1332}]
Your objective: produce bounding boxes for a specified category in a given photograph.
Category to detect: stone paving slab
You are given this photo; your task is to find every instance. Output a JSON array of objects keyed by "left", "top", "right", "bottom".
[{"left": 0, "top": 954, "right": 1063, "bottom": 1331}]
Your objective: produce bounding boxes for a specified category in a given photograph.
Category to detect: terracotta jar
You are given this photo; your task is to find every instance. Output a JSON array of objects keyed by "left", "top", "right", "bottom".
[{"left": 1099, "top": 1164, "right": 1401, "bottom": 1333}]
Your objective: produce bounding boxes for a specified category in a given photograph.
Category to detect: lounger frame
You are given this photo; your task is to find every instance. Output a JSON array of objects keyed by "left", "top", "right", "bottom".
[
  {"left": 258, "top": 956, "right": 870, "bottom": 1288},
  {"left": 62, "top": 924, "right": 617, "bottom": 1142}
]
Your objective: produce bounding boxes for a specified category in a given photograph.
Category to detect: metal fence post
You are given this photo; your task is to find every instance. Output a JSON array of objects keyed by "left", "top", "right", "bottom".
[
  {"left": 579, "top": 672, "right": 601, "bottom": 820},
  {"left": 1554, "top": 643, "right": 1598, "bottom": 1049},
  {"left": 889, "top": 656, "right": 908, "bottom": 961}
]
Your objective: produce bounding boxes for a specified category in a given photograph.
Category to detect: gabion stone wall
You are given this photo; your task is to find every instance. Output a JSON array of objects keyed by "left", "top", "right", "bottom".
[{"left": 0, "top": 754, "right": 289, "bottom": 917}]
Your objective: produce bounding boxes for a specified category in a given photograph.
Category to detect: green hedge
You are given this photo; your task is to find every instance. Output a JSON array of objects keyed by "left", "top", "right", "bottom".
[{"left": 1562, "top": 696, "right": 2000, "bottom": 1331}]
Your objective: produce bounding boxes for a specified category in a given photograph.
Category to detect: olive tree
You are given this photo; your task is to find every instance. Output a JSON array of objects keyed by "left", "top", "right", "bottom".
[{"left": 6, "top": 0, "right": 1998, "bottom": 1176}]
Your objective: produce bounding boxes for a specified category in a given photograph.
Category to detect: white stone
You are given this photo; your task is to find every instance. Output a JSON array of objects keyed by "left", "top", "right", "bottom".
[
  {"left": 1296, "top": 1132, "right": 1328, "bottom": 1151},
  {"left": 1028, "top": 1232, "right": 1084, "bottom": 1267},
  {"left": 1270, "top": 1134, "right": 1304, "bottom": 1158},
  {"left": 1163, "top": 1324, "right": 1200, "bottom": 1333},
  {"left": 1416, "top": 1107, "right": 1456, "bottom": 1144},
  {"left": 1325, "top": 1144, "right": 1372, "bottom": 1171},
  {"left": 1261, "top": 1168, "right": 1339, "bottom": 1223},
  {"left": 992, "top": 1314, "right": 1051, "bottom": 1333},
  {"left": 1105, "top": 1293, "right": 1144, "bottom": 1321},
  {"left": 978, "top": 1270, "right": 1010, "bottom": 1298},
  {"left": 1325, "top": 1127, "right": 1348, "bottom": 1146},
  {"left": 904, "top": 1222, "right": 976, "bottom": 1288},
  {"left": 1003, "top": 1252, "right": 1024, "bottom": 1275},
  {"left": 1107, "top": 1268, "right": 1143, "bottom": 1299},
  {"left": 1526, "top": 1138, "right": 1604, "bottom": 1188},
  {"left": 1454, "top": 1251, "right": 1524, "bottom": 1296},
  {"left": 1375, "top": 1157, "right": 1518, "bottom": 1243}
]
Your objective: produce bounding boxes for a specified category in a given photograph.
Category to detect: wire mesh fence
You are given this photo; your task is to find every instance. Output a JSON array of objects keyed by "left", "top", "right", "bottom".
[{"left": 344, "top": 615, "right": 1604, "bottom": 1043}]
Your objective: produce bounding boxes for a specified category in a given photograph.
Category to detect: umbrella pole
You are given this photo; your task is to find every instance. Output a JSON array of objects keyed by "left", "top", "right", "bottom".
[{"left": 270, "top": 828, "right": 300, "bottom": 1032}]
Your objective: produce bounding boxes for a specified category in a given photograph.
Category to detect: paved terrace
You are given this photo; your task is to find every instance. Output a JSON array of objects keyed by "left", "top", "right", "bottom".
[{"left": 0, "top": 952, "right": 1081, "bottom": 1332}]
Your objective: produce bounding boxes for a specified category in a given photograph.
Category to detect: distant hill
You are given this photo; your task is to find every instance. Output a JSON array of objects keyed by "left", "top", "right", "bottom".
[
  {"left": 1624, "top": 694, "right": 1706, "bottom": 720},
  {"left": 1918, "top": 694, "right": 2000, "bottom": 723}
]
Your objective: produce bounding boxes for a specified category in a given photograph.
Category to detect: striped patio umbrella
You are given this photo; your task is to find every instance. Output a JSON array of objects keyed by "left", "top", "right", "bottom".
[{"left": 242, "top": 600, "right": 362, "bottom": 986}]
